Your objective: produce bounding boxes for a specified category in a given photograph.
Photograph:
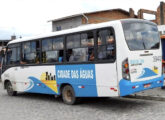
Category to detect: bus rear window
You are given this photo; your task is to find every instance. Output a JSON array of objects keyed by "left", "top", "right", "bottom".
[{"left": 122, "top": 22, "right": 160, "bottom": 50}]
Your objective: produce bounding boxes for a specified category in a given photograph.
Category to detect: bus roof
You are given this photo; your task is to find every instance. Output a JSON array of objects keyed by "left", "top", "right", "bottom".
[{"left": 8, "top": 19, "right": 156, "bottom": 45}]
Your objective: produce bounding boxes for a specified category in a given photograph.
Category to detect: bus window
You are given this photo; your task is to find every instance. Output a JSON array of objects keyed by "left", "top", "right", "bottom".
[
  {"left": 53, "top": 37, "right": 64, "bottom": 62},
  {"left": 81, "top": 33, "right": 94, "bottom": 47},
  {"left": 81, "top": 32, "right": 94, "bottom": 61},
  {"left": 67, "top": 34, "right": 80, "bottom": 49},
  {"left": 22, "top": 41, "right": 40, "bottom": 64},
  {"left": 42, "top": 38, "right": 52, "bottom": 51},
  {"left": 66, "top": 34, "right": 80, "bottom": 62},
  {"left": 122, "top": 22, "right": 160, "bottom": 50},
  {"left": 66, "top": 32, "right": 94, "bottom": 62},
  {"left": 6, "top": 44, "right": 20, "bottom": 65},
  {"left": 53, "top": 37, "right": 64, "bottom": 50},
  {"left": 97, "top": 29, "right": 115, "bottom": 61},
  {"left": 42, "top": 37, "right": 64, "bottom": 63}
]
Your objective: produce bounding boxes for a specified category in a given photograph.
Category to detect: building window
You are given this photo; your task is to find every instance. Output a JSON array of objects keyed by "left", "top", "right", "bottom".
[{"left": 56, "top": 26, "right": 61, "bottom": 31}]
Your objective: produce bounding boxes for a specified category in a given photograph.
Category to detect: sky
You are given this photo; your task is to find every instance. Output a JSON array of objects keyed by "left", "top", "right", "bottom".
[{"left": 0, "top": 0, "right": 164, "bottom": 39}]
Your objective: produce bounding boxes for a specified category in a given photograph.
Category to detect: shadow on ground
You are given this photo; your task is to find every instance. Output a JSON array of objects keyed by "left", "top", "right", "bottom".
[{"left": 4, "top": 92, "right": 152, "bottom": 112}]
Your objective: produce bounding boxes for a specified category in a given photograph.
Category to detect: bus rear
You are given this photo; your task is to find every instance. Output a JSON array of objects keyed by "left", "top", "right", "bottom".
[{"left": 118, "top": 19, "right": 164, "bottom": 96}]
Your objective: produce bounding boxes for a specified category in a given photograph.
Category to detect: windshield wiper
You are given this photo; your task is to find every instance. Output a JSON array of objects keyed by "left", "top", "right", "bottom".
[{"left": 142, "top": 38, "right": 146, "bottom": 49}]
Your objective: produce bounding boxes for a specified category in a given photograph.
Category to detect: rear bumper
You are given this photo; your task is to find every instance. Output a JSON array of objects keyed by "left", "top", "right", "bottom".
[{"left": 119, "top": 76, "right": 164, "bottom": 96}]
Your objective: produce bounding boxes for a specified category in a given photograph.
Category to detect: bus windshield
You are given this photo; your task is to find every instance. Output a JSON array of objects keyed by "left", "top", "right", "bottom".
[{"left": 122, "top": 21, "right": 160, "bottom": 50}]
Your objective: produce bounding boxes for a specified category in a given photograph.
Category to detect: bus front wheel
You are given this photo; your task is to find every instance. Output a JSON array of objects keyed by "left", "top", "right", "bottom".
[
  {"left": 6, "top": 82, "right": 17, "bottom": 96},
  {"left": 62, "top": 85, "right": 76, "bottom": 105}
]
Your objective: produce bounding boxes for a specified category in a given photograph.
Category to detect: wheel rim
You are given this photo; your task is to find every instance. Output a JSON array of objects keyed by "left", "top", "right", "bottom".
[{"left": 64, "top": 90, "right": 73, "bottom": 102}]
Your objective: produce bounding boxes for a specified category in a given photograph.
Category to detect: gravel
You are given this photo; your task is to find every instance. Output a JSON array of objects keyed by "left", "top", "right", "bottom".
[{"left": 0, "top": 83, "right": 165, "bottom": 120}]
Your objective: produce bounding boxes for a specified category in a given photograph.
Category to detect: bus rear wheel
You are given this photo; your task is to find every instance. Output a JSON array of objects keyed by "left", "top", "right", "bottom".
[
  {"left": 6, "top": 82, "right": 17, "bottom": 96},
  {"left": 62, "top": 85, "right": 76, "bottom": 105}
]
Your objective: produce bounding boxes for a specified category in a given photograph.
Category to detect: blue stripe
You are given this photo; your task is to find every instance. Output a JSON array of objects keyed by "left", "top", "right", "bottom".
[{"left": 119, "top": 76, "right": 164, "bottom": 96}]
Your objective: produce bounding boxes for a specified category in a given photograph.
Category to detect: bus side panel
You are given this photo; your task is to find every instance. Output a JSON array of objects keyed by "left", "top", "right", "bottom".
[
  {"left": 14, "top": 66, "right": 59, "bottom": 95},
  {"left": 1, "top": 67, "right": 17, "bottom": 90},
  {"left": 95, "top": 64, "right": 118, "bottom": 97},
  {"left": 8, "top": 65, "right": 98, "bottom": 97},
  {"left": 55, "top": 64, "right": 98, "bottom": 97},
  {"left": 55, "top": 64, "right": 119, "bottom": 97},
  {"left": 2, "top": 63, "right": 118, "bottom": 97}
]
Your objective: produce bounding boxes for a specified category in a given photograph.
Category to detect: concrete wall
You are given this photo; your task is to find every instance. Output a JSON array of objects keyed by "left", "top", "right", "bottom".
[{"left": 52, "top": 16, "right": 82, "bottom": 32}]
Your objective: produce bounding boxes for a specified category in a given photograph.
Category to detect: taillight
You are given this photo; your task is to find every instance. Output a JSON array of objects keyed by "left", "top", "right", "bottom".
[{"left": 122, "top": 58, "right": 130, "bottom": 80}]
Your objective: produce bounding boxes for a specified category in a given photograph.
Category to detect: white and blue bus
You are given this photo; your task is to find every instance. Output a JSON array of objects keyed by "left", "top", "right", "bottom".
[{"left": 1, "top": 19, "right": 163, "bottom": 104}]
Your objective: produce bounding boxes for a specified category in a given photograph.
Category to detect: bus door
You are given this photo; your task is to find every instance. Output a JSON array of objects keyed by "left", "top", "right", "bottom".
[{"left": 95, "top": 28, "right": 118, "bottom": 97}]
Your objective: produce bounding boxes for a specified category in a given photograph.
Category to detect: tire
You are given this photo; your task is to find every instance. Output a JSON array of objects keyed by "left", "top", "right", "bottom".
[
  {"left": 62, "top": 85, "right": 76, "bottom": 105},
  {"left": 6, "top": 82, "right": 17, "bottom": 96},
  {"left": 161, "top": 86, "right": 165, "bottom": 89}
]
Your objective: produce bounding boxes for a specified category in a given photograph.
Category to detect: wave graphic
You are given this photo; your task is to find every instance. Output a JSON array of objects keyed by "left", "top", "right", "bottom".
[
  {"left": 25, "top": 76, "right": 56, "bottom": 94},
  {"left": 137, "top": 68, "right": 157, "bottom": 79},
  {"left": 25, "top": 79, "right": 34, "bottom": 91}
]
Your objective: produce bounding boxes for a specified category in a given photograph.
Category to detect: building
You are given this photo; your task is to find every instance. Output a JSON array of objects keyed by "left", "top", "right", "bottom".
[
  {"left": 49, "top": 8, "right": 136, "bottom": 32},
  {"left": 0, "top": 35, "right": 16, "bottom": 51},
  {"left": 49, "top": 2, "right": 165, "bottom": 33}
]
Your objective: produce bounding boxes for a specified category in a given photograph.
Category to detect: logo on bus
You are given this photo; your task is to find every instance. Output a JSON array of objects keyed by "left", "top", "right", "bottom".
[
  {"left": 56, "top": 64, "right": 96, "bottom": 81},
  {"left": 153, "top": 56, "right": 161, "bottom": 62},
  {"left": 130, "top": 59, "right": 144, "bottom": 66}
]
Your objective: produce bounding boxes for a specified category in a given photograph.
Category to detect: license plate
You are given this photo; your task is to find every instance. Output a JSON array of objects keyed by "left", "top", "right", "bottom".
[{"left": 144, "top": 83, "right": 151, "bottom": 88}]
